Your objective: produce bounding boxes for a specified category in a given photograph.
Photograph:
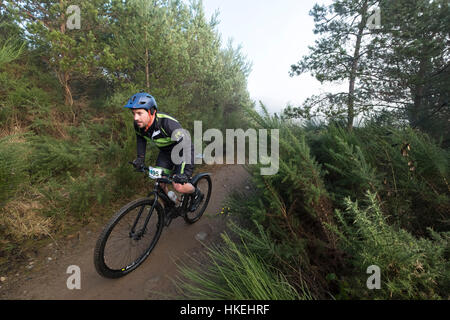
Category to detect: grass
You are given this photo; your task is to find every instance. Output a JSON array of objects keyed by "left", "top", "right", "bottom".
[
  {"left": 0, "top": 197, "right": 53, "bottom": 241},
  {"left": 174, "top": 221, "right": 312, "bottom": 300}
]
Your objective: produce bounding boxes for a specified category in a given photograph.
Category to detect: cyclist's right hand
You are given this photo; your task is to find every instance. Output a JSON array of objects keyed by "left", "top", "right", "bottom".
[{"left": 131, "top": 157, "right": 146, "bottom": 172}]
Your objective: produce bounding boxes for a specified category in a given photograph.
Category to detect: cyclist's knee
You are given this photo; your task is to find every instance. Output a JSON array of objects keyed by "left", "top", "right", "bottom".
[
  {"left": 172, "top": 183, "right": 184, "bottom": 193},
  {"left": 173, "top": 182, "right": 194, "bottom": 194}
]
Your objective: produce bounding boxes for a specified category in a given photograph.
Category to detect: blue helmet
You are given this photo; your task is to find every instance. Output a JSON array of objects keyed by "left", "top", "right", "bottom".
[{"left": 124, "top": 92, "right": 157, "bottom": 113}]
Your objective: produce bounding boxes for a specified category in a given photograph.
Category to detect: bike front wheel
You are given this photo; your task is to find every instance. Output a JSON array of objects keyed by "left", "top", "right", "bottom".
[{"left": 94, "top": 197, "right": 164, "bottom": 278}]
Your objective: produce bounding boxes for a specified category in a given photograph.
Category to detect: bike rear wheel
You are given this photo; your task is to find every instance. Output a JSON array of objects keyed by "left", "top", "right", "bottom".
[
  {"left": 94, "top": 197, "right": 164, "bottom": 278},
  {"left": 184, "top": 174, "right": 212, "bottom": 224}
]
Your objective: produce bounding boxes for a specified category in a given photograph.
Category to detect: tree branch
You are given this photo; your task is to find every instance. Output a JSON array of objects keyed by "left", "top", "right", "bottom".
[{"left": 20, "top": 7, "right": 51, "bottom": 29}]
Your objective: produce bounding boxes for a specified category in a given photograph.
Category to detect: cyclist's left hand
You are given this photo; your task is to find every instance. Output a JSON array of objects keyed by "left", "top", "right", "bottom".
[
  {"left": 131, "top": 157, "right": 146, "bottom": 172},
  {"left": 173, "top": 173, "right": 189, "bottom": 185}
]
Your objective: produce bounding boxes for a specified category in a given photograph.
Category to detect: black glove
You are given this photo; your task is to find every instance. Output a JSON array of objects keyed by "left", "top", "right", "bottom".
[
  {"left": 172, "top": 173, "right": 189, "bottom": 185},
  {"left": 132, "top": 156, "right": 146, "bottom": 172}
]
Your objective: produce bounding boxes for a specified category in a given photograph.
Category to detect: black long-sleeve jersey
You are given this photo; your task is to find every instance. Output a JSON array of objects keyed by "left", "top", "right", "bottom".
[{"left": 134, "top": 112, "right": 185, "bottom": 158}]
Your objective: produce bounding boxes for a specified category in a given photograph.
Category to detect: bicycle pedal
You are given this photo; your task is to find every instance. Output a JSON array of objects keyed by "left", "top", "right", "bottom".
[
  {"left": 165, "top": 209, "right": 178, "bottom": 227},
  {"left": 165, "top": 216, "right": 173, "bottom": 227},
  {"left": 165, "top": 212, "right": 175, "bottom": 226}
]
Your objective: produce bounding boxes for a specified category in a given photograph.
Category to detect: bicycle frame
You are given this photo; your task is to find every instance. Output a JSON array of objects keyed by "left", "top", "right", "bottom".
[
  {"left": 149, "top": 178, "right": 190, "bottom": 211},
  {"left": 128, "top": 160, "right": 212, "bottom": 236},
  {"left": 130, "top": 177, "right": 190, "bottom": 238}
]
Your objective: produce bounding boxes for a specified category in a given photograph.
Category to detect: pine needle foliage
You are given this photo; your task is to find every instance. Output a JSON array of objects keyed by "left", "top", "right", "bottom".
[
  {"left": 308, "top": 123, "right": 449, "bottom": 236},
  {"left": 328, "top": 191, "right": 450, "bottom": 299}
]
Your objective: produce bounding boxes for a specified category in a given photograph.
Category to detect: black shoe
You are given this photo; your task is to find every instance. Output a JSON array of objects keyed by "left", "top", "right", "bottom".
[{"left": 189, "top": 188, "right": 204, "bottom": 212}]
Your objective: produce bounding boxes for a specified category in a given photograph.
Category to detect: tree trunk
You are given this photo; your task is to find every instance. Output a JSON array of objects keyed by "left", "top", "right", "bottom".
[
  {"left": 347, "top": 1, "right": 369, "bottom": 131},
  {"left": 59, "top": 0, "right": 73, "bottom": 106},
  {"left": 410, "top": 57, "right": 428, "bottom": 126},
  {"left": 57, "top": 71, "right": 73, "bottom": 106},
  {"left": 145, "top": 46, "right": 150, "bottom": 90},
  {"left": 145, "top": 21, "right": 150, "bottom": 90},
  {"left": 63, "top": 76, "right": 73, "bottom": 106}
]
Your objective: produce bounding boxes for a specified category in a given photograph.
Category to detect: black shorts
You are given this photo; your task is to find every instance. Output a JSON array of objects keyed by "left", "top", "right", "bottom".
[{"left": 155, "top": 143, "right": 195, "bottom": 178}]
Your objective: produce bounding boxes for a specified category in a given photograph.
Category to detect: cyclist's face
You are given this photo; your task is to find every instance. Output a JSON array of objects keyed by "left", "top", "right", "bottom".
[{"left": 132, "top": 109, "right": 150, "bottom": 128}]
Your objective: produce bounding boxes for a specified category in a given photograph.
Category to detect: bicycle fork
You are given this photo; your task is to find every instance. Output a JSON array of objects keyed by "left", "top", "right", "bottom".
[{"left": 129, "top": 192, "right": 159, "bottom": 240}]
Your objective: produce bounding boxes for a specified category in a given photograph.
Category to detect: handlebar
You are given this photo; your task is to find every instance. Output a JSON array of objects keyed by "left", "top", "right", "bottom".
[
  {"left": 157, "top": 177, "right": 173, "bottom": 184},
  {"left": 128, "top": 161, "right": 174, "bottom": 184}
]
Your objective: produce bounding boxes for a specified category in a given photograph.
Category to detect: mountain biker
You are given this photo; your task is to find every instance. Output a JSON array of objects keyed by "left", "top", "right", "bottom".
[{"left": 124, "top": 92, "right": 204, "bottom": 212}]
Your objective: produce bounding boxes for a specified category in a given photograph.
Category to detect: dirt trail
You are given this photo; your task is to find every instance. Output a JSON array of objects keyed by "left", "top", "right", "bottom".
[{"left": 0, "top": 164, "right": 251, "bottom": 300}]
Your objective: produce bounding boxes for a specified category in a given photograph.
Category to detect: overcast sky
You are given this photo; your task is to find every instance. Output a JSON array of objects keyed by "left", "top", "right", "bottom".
[{"left": 201, "top": 0, "right": 339, "bottom": 115}]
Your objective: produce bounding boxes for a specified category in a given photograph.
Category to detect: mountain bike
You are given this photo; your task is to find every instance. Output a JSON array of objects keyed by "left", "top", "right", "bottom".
[{"left": 93, "top": 163, "right": 212, "bottom": 279}]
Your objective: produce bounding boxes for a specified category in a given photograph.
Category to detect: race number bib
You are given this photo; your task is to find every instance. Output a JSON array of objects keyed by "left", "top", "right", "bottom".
[{"left": 148, "top": 167, "right": 163, "bottom": 179}]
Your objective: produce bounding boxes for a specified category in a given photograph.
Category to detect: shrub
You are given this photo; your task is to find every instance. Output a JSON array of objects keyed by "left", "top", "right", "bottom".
[
  {"left": 0, "top": 134, "right": 30, "bottom": 205},
  {"left": 66, "top": 173, "right": 110, "bottom": 221},
  {"left": 309, "top": 123, "right": 449, "bottom": 235},
  {"left": 28, "top": 134, "right": 96, "bottom": 181},
  {"left": 329, "top": 191, "right": 450, "bottom": 299}
]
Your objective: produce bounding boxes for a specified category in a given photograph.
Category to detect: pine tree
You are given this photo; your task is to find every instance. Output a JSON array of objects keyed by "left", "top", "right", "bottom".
[
  {"left": 8, "top": 0, "right": 113, "bottom": 106},
  {"left": 364, "top": 0, "right": 449, "bottom": 143},
  {"left": 289, "top": 0, "right": 379, "bottom": 130}
]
